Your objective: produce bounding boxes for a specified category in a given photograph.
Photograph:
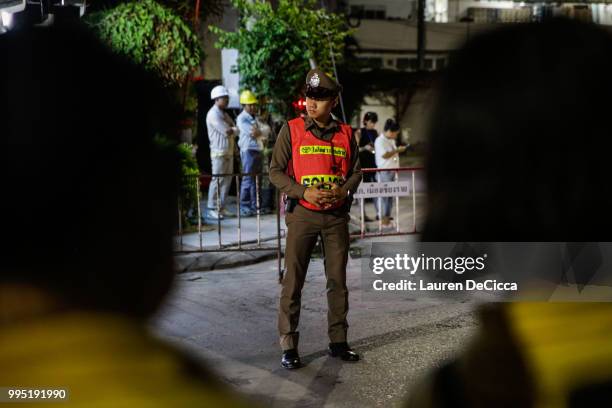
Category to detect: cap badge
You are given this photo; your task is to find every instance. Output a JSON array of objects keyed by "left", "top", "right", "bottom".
[{"left": 309, "top": 73, "right": 320, "bottom": 88}]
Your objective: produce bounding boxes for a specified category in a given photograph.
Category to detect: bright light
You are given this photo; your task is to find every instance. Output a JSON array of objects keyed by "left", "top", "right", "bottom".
[
  {"left": 293, "top": 98, "right": 306, "bottom": 111},
  {"left": 1, "top": 11, "right": 13, "bottom": 28}
]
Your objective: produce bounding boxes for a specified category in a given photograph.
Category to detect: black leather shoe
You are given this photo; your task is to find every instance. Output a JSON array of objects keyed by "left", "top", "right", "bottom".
[
  {"left": 328, "top": 342, "right": 360, "bottom": 362},
  {"left": 281, "top": 349, "right": 302, "bottom": 369}
]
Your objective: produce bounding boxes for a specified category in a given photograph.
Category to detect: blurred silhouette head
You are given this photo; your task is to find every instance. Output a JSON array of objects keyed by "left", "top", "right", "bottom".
[
  {"left": 0, "top": 23, "right": 181, "bottom": 318},
  {"left": 424, "top": 19, "right": 612, "bottom": 241}
]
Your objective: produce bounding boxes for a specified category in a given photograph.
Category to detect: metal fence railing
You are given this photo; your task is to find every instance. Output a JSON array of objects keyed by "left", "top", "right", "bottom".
[
  {"left": 352, "top": 167, "right": 424, "bottom": 238},
  {"left": 175, "top": 172, "right": 282, "bottom": 276},
  {"left": 174, "top": 167, "right": 424, "bottom": 278}
]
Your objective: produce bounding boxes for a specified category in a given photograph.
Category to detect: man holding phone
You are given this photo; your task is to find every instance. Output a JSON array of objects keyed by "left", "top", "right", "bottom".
[{"left": 269, "top": 69, "right": 362, "bottom": 369}]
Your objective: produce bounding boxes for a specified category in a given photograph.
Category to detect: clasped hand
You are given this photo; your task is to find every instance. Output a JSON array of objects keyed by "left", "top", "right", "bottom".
[{"left": 303, "top": 182, "right": 346, "bottom": 209}]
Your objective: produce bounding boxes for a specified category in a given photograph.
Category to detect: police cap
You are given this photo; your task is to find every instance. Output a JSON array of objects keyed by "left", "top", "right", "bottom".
[{"left": 305, "top": 68, "right": 342, "bottom": 99}]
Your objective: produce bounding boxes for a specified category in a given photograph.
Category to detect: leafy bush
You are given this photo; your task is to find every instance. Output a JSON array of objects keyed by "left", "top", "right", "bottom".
[
  {"left": 87, "top": 0, "right": 202, "bottom": 86},
  {"left": 87, "top": 0, "right": 225, "bottom": 22},
  {"left": 155, "top": 135, "right": 201, "bottom": 227},
  {"left": 177, "top": 142, "right": 202, "bottom": 226}
]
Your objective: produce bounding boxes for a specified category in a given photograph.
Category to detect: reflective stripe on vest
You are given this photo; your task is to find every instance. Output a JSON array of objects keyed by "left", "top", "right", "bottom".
[{"left": 288, "top": 117, "right": 352, "bottom": 211}]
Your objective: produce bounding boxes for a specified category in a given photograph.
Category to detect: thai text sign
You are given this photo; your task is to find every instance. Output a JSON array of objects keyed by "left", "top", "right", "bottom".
[{"left": 354, "top": 181, "right": 412, "bottom": 198}]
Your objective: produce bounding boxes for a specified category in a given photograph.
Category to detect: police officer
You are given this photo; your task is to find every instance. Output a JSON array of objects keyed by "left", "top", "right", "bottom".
[{"left": 269, "top": 69, "right": 362, "bottom": 369}]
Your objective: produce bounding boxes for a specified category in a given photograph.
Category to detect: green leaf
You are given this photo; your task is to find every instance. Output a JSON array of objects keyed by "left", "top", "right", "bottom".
[
  {"left": 210, "top": 0, "right": 349, "bottom": 118},
  {"left": 85, "top": 0, "right": 202, "bottom": 87}
]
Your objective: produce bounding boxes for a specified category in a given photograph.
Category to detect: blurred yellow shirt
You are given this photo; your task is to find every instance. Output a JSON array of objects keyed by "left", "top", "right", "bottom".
[
  {"left": 509, "top": 303, "right": 612, "bottom": 408},
  {"left": 0, "top": 311, "right": 249, "bottom": 408}
]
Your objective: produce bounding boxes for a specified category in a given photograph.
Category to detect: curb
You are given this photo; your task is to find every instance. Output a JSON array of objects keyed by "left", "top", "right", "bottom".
[{"left": 175, "top": 249, "right": 281, "bottom": 273}]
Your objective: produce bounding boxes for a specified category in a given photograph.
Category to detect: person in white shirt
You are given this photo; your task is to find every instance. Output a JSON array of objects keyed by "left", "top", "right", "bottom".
[
  {"left": 206, "top": 85, "right": 238, "bottom": 220},
  {"left": 374, "top": 119, "right": 406, "bottom": 226}
]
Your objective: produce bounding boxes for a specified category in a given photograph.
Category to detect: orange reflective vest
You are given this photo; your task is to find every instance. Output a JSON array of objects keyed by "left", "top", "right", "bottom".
[{"left": 288, "top": 117, "right": 353, "bottom": 211}]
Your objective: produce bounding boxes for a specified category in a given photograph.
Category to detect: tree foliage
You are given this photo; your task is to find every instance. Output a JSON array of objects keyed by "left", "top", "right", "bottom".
[
  {"left": 161, "top": 0, "right": 225, "bottom": 22},
  {"left": 88, "top": 0, "right": 225, "bottom": 22},
  {"left": 87, "top": 0, "right": 202, "bottom": 86},
  {"left": 154, "top": 135, "right": 201, "bottom": 226},
  {"left": 210, "top": 0, "right": 350, "bottom": 117}
]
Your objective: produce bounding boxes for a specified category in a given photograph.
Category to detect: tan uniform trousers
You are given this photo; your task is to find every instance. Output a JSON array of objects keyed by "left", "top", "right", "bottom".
[{"left": 279, "top": 204, "right": 350, "bottom": 351}]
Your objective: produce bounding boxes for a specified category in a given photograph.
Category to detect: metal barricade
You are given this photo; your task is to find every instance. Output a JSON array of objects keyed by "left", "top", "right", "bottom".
[
  {"left": 352, "top": 166, "right": 424, "bottom": 238},
  {"left": 175, "top": 172, "right": 282, "bottom": 277},
  {"left": 174, "top": 167, "right": 423, "bottom": 277}
]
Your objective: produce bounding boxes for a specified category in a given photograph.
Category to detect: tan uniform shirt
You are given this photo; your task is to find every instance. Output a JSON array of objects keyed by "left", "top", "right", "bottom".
[{"left": 269, "top": 116, "right": 362, "bottom": 201}]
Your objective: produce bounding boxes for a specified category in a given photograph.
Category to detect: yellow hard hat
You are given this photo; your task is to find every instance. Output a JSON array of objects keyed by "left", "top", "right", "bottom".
[{"left": 239, "top": 90, "right": 258, "bottom": 105}]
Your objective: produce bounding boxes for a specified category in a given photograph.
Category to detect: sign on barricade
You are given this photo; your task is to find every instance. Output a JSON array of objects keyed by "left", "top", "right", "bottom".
[
  {"left": 354, "top": 181, "right": 412, "bottom": 199},
  {"left": 354, "top": 167, "right": 424, "bottom": 238}
]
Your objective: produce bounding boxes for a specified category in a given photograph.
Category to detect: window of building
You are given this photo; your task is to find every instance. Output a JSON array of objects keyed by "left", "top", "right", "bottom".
[
  {"left": 396, "top": 58, "right": 418, "bottom": 71},
  {"left": 359, "top": 57, "right": 383, "bottom": 70},
  {"left": 350, "top": 5, "right": 386, "bottom": 20}
]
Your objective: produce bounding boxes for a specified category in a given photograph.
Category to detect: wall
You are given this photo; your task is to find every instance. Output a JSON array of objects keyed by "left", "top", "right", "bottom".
[
  {"left": 201, "top": 2, "right": 238, "bottom": 81},
  {"left": 346, "top": 0, "right": 417, "bottom": 18},
  {"left": 448, "top": 0, "right": 516, "bottom": 21}
]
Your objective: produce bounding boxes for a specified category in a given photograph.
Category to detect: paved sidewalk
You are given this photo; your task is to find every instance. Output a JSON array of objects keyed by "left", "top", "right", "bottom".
[{"left": 175, "top": 199, "right": 282, "bottom": 251}]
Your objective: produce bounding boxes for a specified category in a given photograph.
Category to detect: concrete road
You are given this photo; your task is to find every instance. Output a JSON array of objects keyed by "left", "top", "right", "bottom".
[{"left": 151, "top": 247, "right": 480, "bottom": 408}]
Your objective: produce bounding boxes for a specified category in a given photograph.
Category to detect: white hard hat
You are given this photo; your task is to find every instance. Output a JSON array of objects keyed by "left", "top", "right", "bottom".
[{"left": 210, "top": 85, "right": 229, "bottom": 100}]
